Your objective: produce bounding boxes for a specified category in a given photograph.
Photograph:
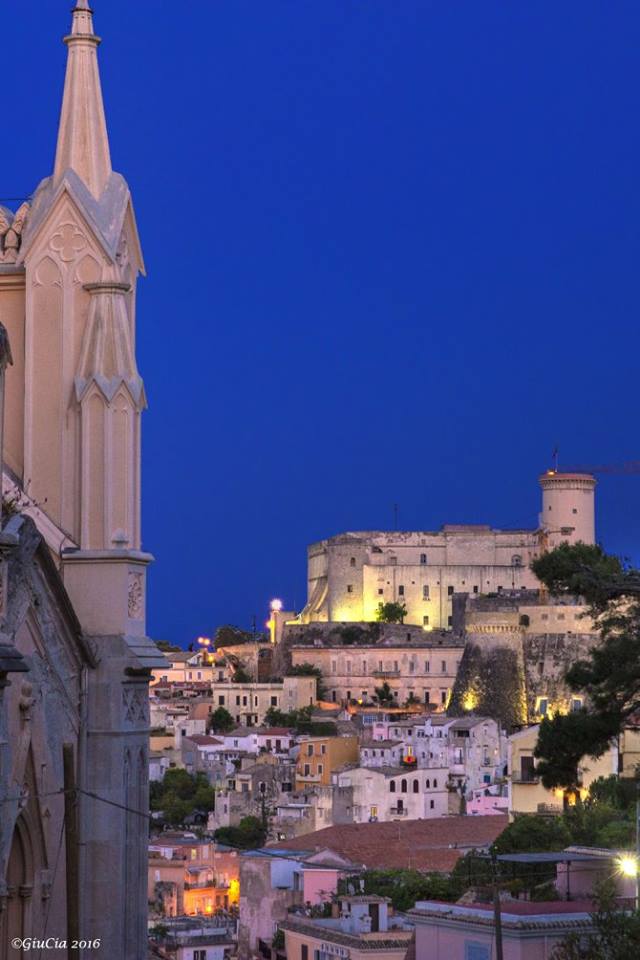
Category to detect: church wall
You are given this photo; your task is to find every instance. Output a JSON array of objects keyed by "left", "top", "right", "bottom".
[{"left": 0, "top": 273, "right": 25, "bottom": 480}]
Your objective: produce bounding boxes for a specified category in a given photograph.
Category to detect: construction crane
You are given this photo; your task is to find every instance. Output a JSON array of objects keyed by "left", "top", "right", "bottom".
[{"left": 561, "top": 461, "right": 640, "bottom": 476}]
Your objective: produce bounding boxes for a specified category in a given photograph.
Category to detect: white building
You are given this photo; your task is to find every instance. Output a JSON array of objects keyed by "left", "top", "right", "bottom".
[{"left": 332, "top": 765, "right": 449, "bottom": 822}]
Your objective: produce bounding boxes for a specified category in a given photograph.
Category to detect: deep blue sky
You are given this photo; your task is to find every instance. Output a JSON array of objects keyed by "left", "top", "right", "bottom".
[{"left": 3, "top": 2, "right": 639, "bottom": 644}]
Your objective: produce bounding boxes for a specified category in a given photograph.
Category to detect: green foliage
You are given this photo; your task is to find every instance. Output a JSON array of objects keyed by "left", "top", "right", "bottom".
[
  {"left": 215, "top": 624, "right": 264, "bottom": 647},
  {"left": 374, "top": 681, "right": 395, "bottom": 705},
  {"left": 534, "top": 711, "right": 618, "bottom": 795},
  {"left": 531, "top": 542, "right": 624, "bottom": 608},
  {"left": 149, "top": 769, "right": 214, "bottom": 825},
  {"left": 340, "top": 869, "right": 457, "bottom": 912},
  {"left": 531, "top": 543, "right": 640, "bottom": 780},
  {"left": 551, "top": 880, "right": 640, "bottom": 960},
  {"left": 263, "top": 705, "right": 336, "bottom": 736},
  {"left": 375, "top": 601, "right": 407, "bottom": 624},
  {"left": 287, "top": 663, "right": 326, "bottom": 700},
  {"left": 214, "top": 815, "right": 267, "bottom": 850},
  {"left": 207, "top": 706, "right": 235, "bottom": 733},
  {"left": 231, "top": 665, "right": 252, "bottom": 683},
  {"left": 493, "top": 814, "right": 572, "bottom": 854},
  {"left": 155, "top": 640, "right": 183, "bottom": 653},
  {"left": 271, "top": 929, "right": 285, "bottom": 950}
]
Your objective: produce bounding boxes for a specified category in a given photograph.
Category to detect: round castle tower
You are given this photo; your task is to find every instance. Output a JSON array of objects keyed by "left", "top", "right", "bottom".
[{"left": 539, "top": 471, "right": 596, "bottom": 547}]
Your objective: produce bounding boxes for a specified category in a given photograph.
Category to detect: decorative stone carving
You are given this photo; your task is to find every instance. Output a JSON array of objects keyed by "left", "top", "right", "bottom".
[
  {"left": 49, "top": 222, "right": 87, "bottom": 262},
  {"left": 127, "top": 572, "right": 143, "bottom": 620},
  {"left": 122, "top": 686, "right": 148, "bottom": 725},
  {"left": 0, "top": 202, "right": 29, "bottom": 263},
  {"left": 19, "top": 681, "right": 35, "bottom": 722}
]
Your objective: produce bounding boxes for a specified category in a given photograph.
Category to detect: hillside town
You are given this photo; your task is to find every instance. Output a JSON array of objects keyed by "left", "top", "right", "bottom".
[{"left": 1, "top": 3, "right": 639, "bottom": 960}]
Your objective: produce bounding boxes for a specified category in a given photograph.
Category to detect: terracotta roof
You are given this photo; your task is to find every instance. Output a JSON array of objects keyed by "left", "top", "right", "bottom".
[
  {"left": 185, "top": 735, "right": 223, "bottom": 746},
  {"left": 268, "top": 815, "right": 508, "bottom": 872}
]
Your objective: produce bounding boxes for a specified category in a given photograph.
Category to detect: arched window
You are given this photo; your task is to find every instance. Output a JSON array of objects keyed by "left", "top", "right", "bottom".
[
  {"left": 401, "top": 779, "right": 407, "bottom": 794},
  {"left": 390, "top": 781, "right": 396, "bottom": 793},
  {"left": 433, "top": 778, "right": 438, "bottom": 788},
  {"left": 426, "top": 778, "right": 430, "bottom": 789},
  {"left": 412, "top": 779, "right": 419, "bottom": 793},
  {"left": 350, "top": 557, "right": 356, "bottom": 567},
  {"left": 511, "top": 554, "right": 523, "bottom": 567}
]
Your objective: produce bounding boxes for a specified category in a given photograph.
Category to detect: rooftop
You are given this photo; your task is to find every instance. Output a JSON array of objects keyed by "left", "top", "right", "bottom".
[{"left": 269, "top": 815, "right": 508, "bottom": 871}]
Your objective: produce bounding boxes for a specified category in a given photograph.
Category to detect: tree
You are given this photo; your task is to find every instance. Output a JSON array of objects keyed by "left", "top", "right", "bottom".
[
  {"left": 207, "top": 706, "right": 235, "bottom": 733},
  {"left": 374, "top": 681, "right": 395, "bottom": 705},
  {"left": 375, "top": 601, "right": 407, "bottom": 624},
  {"left": 214, "top": 815, "right": 267, "bottom": 849},
  {"left": 150, "top": 769, "right": 214, "bottom": 826},
  {"left": 215, "top": 624, "right": 263, "bottom": 647},
  {"left": 231, "top": 665, "right": 252, "bottom": 683},
  {"left": 551, "top": 880, "right": 640, "bottom": 959},
  {"left": 156, "top": 640, "right": 183, "bottom": 653},
  {"left": 492, "top": 814, "right": 572, "bottom": 854},
  {"left": 531, "top": 543, "right": 640, "bottom": 789}
]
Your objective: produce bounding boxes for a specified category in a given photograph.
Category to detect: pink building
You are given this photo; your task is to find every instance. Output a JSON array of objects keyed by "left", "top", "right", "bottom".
[
  {"left": 467, "top": 794, "right": 508, "bottom": 816},
  {"left": 410, "top": 899, "right": 596, "bottom": 959}
]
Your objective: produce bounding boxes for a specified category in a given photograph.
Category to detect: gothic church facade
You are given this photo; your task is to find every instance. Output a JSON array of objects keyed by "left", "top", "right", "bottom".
[{"left": 0, "top": 3, "right": 162, "bottom": 956}]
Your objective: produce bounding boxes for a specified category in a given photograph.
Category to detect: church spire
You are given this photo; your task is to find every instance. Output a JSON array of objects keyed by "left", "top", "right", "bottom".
[{"left": 53, "top": 1, "right": 112, "bottom": 198}]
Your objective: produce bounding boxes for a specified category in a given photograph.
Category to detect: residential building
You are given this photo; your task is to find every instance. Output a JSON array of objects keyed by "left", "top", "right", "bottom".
[
  {"left": 410, "top": 899, "right": 596, "bottom": 959},
  {"left": 286, "top": 624, "right": 463, "bottom": 707},
  {"left": 238, "top": 848, "right": 359, "bottom": 959},
  {"left": 281, "top": 895, "right": 413, "bottom": 960},
  {"left": 188, "top": 676, "right": 316, "bottom": 728},
  {"left": 270, "top": 816, "right": 508, "bottom": 871},
  {"left": 508, "top": 724, "right": 618, "bottom": 817},
  {"left": 296, "top": 736, "right": 359, "bottom": 789},
  {"left": 149, "top": 918, "right": 236, "bottom": 960},
  {"left": 148, "top": 837, "right": 239, "bottom": 919},
  {"left": 332, "top": 765, "right": 449, "bottom": 823}
]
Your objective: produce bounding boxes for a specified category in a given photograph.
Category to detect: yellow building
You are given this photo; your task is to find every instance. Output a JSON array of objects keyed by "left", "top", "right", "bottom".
[
  {"left": 619, "top": 726, "right": 640, "bottom": 778},
  {"left": 295, "top": 735, "right": 359, "bottom": 789},
  {"left": 508, "top": 724, "right": 618, "bottom": 818}
]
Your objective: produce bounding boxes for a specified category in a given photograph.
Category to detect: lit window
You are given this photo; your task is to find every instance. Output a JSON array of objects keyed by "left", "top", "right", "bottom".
[{"left": 537, "top": 697, "right": 549, "bottom": 716}]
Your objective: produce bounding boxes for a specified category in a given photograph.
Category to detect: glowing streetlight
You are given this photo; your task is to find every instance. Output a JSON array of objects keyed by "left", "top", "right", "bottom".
[
  {"left": 270, "top": 598, "right": 283, "bottom": 612},
  {"left": 617, "top": 855, "right": 639, "bottom": 878}
]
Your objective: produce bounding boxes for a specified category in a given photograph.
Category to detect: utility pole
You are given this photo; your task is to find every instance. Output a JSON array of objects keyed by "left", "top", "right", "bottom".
[
  {"left": 63, "top": 743, "right": 80, "bottom": 960},
  {"left": 491, "top": 850, "right": 504, "bottom": 960},
  {"left": 636, "top": 781, "right": 640, "bottom": 909}
]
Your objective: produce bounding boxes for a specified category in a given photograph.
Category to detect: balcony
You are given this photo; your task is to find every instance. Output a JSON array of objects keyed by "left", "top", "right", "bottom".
[
  {"left": 296, "top": 772, "right": 321, "bottom": 783},
  {"left": 511, "top": 774, "right": 540, "bottom": 785},
  {"left": 389, "top": 807, "right": 408, "bottom": 816},
  {"left": 373, "top": 670, "right": 400, "bottom": 678},
  {"left": 184, "top": 880, "right": 228, "bottom": 891}
]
